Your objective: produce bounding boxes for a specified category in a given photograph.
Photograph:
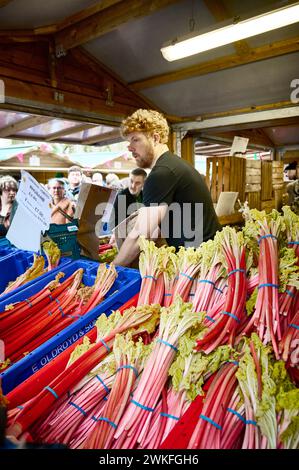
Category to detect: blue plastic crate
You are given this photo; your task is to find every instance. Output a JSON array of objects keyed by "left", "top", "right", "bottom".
[
  {"left": 0, "top": 259, "right": 141, "bottom": 393},
  {"left": 0, "top": 250, "right": 72, "bottom": 302},
  {"left": 0, "top": 245, "right": 17, "bottom": 259}
]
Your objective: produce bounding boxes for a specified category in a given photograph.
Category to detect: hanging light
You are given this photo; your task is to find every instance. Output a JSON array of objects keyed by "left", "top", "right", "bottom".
[{"left": 161, "top": 2, "right": 299, "bottom": 61}]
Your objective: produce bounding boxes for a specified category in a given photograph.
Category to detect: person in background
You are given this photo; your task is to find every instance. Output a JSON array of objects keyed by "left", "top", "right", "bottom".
[
  {"left": 48, "top": 178, "right": 75, "bottom": 224},
  {"left": 92, "top": 172, "right": 104, "bottom": 186},
  {"left": 284, "top": 161, "right": 298, "bottom": 181},
  {"left": 0, "top": 176, "right": 18, "bottom": 236},
  {"left": 113, "top": 108, "right": 221, "bottom": 267},
  {"left": 111, "top": 168, "right": 147, "bottom": 230},
  {"left": 105, "top": 173, "right": 121, "bottom": 189},
  {"left": 82, "top": 167, "right": 93, "bottom": 183},
  {"left": 66, "top": 166, "right": 82, "bottom": 201},
  {"left": 284, "top": 161, "right": 299, "bottom": 214}
]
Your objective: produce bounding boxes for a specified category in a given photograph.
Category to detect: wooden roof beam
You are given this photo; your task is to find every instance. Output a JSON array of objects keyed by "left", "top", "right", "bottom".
[
  {"left": 45, "top": 123, "right": 98, "bottom": 141},
  {"left": 130, "top": 35, "right": 299, "bottom": 90},
  {"left": 0, "top": 115, "right": 53, "bottom": 137},
  {"left": 82, "top": 129, "right": 121, "bottom": 145},
  {"left": 203, "top": 0, "right": 251, "bottom": 55},
  {"left": 55, "top": 0, "right": 181, "bottom": 53},
  {"left": 0, "top": 1, "right": 14, "bottom": 7}
]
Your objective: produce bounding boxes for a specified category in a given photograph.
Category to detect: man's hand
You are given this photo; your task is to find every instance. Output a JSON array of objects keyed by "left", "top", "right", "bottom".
[{"left": 113, "top": 204, "right": 167, "bottom": 266}]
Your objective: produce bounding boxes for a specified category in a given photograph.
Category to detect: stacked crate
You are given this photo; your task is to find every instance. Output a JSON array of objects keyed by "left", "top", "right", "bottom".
[
  {"left": 206, "top": 156, "right": 246, "bottom": 204},
  {"left": 272, "top": 161, "right": 285, "bottom": 211},
  {"left": 206, "top": 156, "right": 284, "bottom": 213},
  {"left": 245, "top": 160, "right": 261, "bottom": 210}
]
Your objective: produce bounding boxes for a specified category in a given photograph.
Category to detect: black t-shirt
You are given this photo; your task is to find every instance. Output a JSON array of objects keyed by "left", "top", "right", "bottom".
[
  {"left": 111, "top": 187, "right": 143, "bottom": 229},
  {"left": 143, "top": 151, "right": 221, "bottom": 249}
]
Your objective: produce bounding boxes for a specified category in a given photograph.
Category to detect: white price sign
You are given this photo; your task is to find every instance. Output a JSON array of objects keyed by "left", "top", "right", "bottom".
[{"left": 16, "top": 170, "right": 52, "bottom": 229}]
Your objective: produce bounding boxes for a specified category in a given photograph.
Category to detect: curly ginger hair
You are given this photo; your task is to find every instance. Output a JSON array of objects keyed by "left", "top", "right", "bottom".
[{"left": 121, "top": 109, "right": 169, "bottom": 144}]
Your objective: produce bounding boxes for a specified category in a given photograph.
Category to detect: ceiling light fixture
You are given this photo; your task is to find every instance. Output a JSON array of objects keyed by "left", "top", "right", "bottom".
[{"left": 161, "top": 2, "right": 299, "bottom": 61}]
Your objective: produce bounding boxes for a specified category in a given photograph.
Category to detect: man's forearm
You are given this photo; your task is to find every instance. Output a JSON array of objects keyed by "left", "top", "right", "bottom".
[{"left": 113, "top": 231, "right": 140, "bottom": 266}]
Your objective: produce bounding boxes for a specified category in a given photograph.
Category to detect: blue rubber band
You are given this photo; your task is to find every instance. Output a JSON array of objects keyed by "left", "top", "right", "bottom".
[
  {"left": 48, "top": 294, "right": 54, "bottom": 301},
  {"left": 198, "top": 279, "right": 215, "bottom": 286},
  {"left": 24, "top": 299, "right": 33, "bottom": 307},
  {"left": 288, "top": 241, "right": 299, "bottom": 245},
  {"left": 70, "top": 401, "right": 87, "bottom": 416},
  {"left": 189, "top": 293, "right": 195, "bottom": 296},
  {"left": 258, "top": 283, "right": 279, "bottom": 289},
  {"left": 142, "top": 275, "right": 157, "bottom": 281},
  {"left": 214, "top": 286, "right": 224, "bottom": 294},
  {"left": 17, "top": 405, "right": 24, "bottom": 410},
  {"left": 205, "top": 315, "right": 216, "bottom": 323},
  {"left": 157, "top": 338, "right": 178, "bottom": 352},
  {"left": 96, "top": 417, "right": 117, "bottom": 429},
  {"left": 258, "top": 234, "right": 278, "bottom": 243},
  {"left": 180, "top": 272, "right": 194, "bottom": 281},
  {"left": 246, "top": 419, "right": 257, "bottom": 426},
  {"left": 221, "top": 311, "right": 240, "bottom": 323},
  {"left": 96, "top": 375, "right": 110, "bottom": 393},
  {"left": 99, "top": 338, "right": 111, "bottom": 352},
  {"left": 131, "top": 399, "right": 154, "bottom": 412},
  {"left": 227, "top": 360, "right": 239, "bottom": 366},
  {"left": 289, "top": 323, "right": 299, "bottom": 330},
  {"left": 164, "top": 293, "right": 172, "bottom": 297},
  {"left": 55, "top": 298, "right": 61, "bottom": 305},
  {"left": 44, "top": 386, "right": 58, "bottom": 399},
  {"left": 58, "top": 306, "right": 65, "bottom": 316},
  {"left": 160, "top": 412, "right": 179, "bottom": 420},
  {"left": 117, "top": 365, "right": 139, "bottom": 378},
  {"left": 227, "top": 408, "right": 246, "bottom": 424},
  {"left": 48, "top": 310, "right": 53, "bottom": 316},
  {"left": 199, "top": 414, "right": 222, "bottom": 430},
  {"left": 228, "top": 269, "right": 246, "bottom": 277},
  {"left": 285, "top": 290, "right": 295, "bottom": 298}
]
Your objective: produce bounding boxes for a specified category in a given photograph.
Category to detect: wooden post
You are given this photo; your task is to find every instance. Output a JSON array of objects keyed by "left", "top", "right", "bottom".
[{"left": 181, "top": 135, "right": 194, "bottom": 166}]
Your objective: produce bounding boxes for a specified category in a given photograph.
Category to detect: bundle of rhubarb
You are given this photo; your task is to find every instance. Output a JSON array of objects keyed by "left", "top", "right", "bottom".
[
  {"left": 1, "top": 241, "right": 61, "bottom": 296},
  {"left": 98, "top": 244, "right": 118, "bottom": 263},
  {"left": 6, "top": 303, "right": 161, "bottom": 443},
  {"left": 0, "top": 263, "right": 117, "bottom": 368}
]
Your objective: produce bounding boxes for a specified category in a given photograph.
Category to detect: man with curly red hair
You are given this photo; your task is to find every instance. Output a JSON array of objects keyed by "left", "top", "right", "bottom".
[{"left": 114, "top": 109, "right": 220, "bottom": 266}]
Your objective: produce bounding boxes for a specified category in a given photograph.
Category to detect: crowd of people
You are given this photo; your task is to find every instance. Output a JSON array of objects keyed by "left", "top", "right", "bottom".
[{"left": 0, "top": 165, "right": 146, "bottom": 236}]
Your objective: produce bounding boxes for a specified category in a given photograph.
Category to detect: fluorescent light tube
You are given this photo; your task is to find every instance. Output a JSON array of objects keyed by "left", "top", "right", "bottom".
[{"left": 161, "top": 2, "right": 299, "bottom": 61}]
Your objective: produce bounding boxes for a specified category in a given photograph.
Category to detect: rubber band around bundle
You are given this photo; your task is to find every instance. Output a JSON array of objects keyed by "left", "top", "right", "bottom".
[
  {"left": 24, "top": 299, "right": 33, "bottom": 307},
  {"left": 131, "top": 398, "right": 155, "bottom": 412},
  {"left": 227, "top": 408, "right": 246, "bottom": 424},
  {"left": 96, "top": 417, "right": 118, "bottom": 429},
  {"left": 180, "top": 272, "right": 194, "bottom": 281},
  {"left": 156, "top": 338, "right": 178, "bottom": 351},
  {"left": 221, "top": 311, "right": 240, "bottom": 322},
  {"left": 246, "top": 419, "right": 257, "bottom": 426},
  {"left": 160, "top": 412, "right": 179, "bottom": 420},
  {"left": 44, "top": 386, "right": 59, "bottom": 399},
  {"left": 285, "top": 290, "right": 295, "bottom": 298},
  {"left": 70, "top": 401, "right": 87, "bottom": 416},
  {"left": 142, "top": 275, "right": 157, "bottom": 281},
  {"left": 258, "top": 234, "right": 278, "bottom": 243},
  {"left": 99, "top": 338, "right": 111, "bottom": 352},
  {"left": 198, "top": 279, "right": 215, "bottom": 286},
  {"left": 96, "top": 375, "right": 110, "bottom": 393},
  {"left": 117, "top": 365, "right": 139, "bottom": 378},
  {"left": 227, "top": 268, "right": 246, "bottom": 277},
  {"left": 289, "top": 323, "right": 299, "bottom": 330},
  {"left": 205, "top": 315, "right": 216, "bottom": 323},
  {"left": 258, "top": 283, "right": 279, "bottom": 289},
  {"left": 199, "top": 414, "right": 222, "bottom": 430},
  {"left": 288, "top": 241, "right": 299, "bottom": 245}
]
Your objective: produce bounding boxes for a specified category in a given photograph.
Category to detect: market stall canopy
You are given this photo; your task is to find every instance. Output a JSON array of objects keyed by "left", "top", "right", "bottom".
[
  {"left": 0, "top": 0, "right": 298, "bottom": 151},
  {"left": 0, "top": 143, "right": 77, "bottom": 171}
]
